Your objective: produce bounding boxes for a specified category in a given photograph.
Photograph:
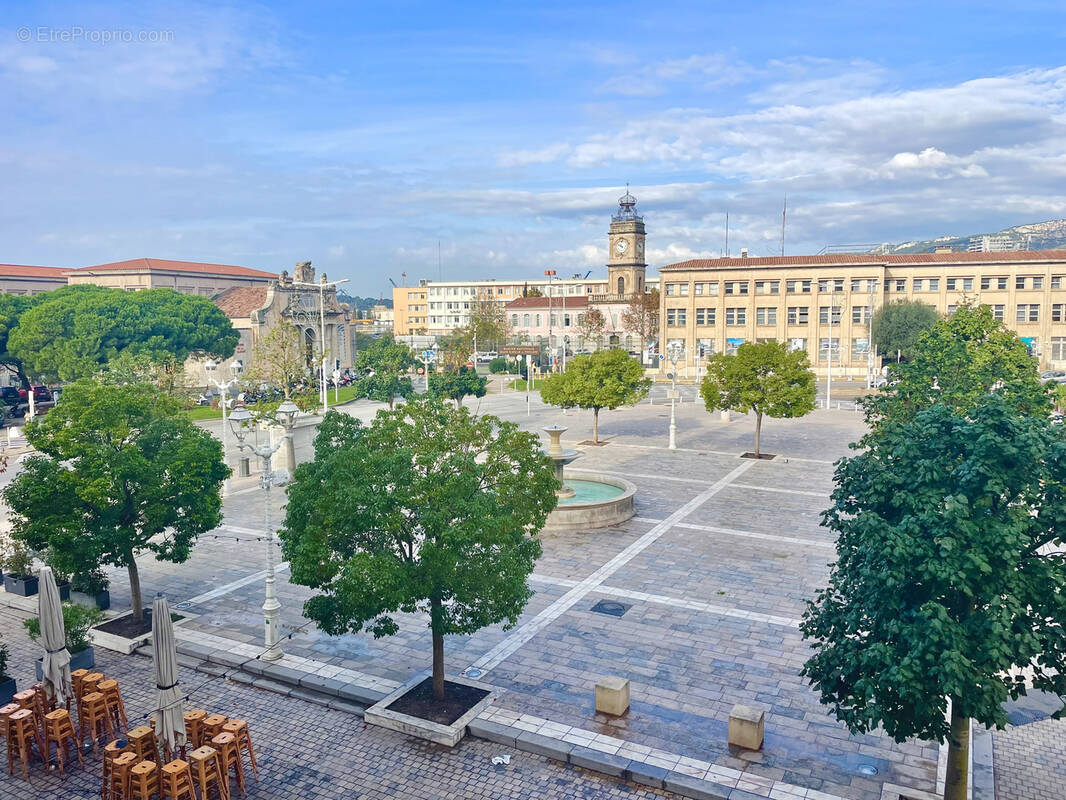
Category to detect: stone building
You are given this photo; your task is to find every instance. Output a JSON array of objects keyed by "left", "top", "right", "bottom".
[
  {"left": 0, "top": 264, "right": 69, "bottom": 295},
  {"left": 66, "top": 257, "right": 277, "bottom": 295}
]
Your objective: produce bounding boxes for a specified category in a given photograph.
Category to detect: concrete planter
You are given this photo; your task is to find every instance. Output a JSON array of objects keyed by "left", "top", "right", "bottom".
[
  {"left": 57, "top": 581, "right": 71, "bottom": 602},
  {"left": 0, "top": 676, "right": 16, "bottom": 706},
  {"left": 3, "top": 574, "right": 38, "bottom": 597},
  {"left": 34, "top": 646, "right": 95, "bottom": 681},
  {"left": 365, "top": 670, "right": 499, "bottom": 747},
  {"left": 89, "top": 612, "right": 154, "bottom": 655}
]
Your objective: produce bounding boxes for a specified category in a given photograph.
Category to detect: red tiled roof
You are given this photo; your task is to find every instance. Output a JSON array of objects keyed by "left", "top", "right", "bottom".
[
  {"left": 0, "top": 264, "right": 69, "bottom": 279},
  {"left": 70, "top": 257, "right": 277, "bottom": 279},
  {"left": 659, "top": 249, "right": 1066, "bottom": 271},
  {"left": 213, "top": 286, "right": 269, "bottom": 318},
  {"left": 506, "top": 296, "right": 590, "bottom": 309}
]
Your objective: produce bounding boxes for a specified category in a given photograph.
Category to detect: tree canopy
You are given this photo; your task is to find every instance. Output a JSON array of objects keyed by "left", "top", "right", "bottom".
[
  {"left": 429, "top": 367, "right": 487, "bottom": 407},
  {"left": 620, "top": 289, "right": 660, "bottom": 357},
  {"left": 280, "top": 399, "right": 556, "bottom": 700},
  {"left": 8, "top": 285, "right": 239, "bottom": 382},
  {"left": 871, "top": 299, "right": 939, "bottom": 361},
  {"left": 540, "top": 349, "right": 650, "bottom": 442},
  {"left": 246, "top": 322, "right": 308, "bottom": 398},
  {"left": 0, "top": 293, "right": 36, "bottom": 387},
  {"left": 464, "top": 297, "right": 509, "bottom": 350},
  {"left": 700, "top": 340, "right": 816, "bottom": 457},
  {"left": 801, "top": 397, "right": 1066, "bottom": 799},
  {"left": 578, "top": 308, "right": 607, "bottom": 349},
  {"left": 3, "top": 380, "right": 229, "bottom": 622},
  {"left": 354, "top": 335, "right": 416, "bottom": 408}
]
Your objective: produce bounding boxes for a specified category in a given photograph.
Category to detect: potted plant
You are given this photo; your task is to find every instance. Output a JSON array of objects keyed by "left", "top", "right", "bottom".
[
  {"left": 0, "top": 635, "right": 15, "bottom": 705},
  {"left": 72, "top": 568, "right": 110, "bottom": 611},
  {"left": 24, "top": 602, "right": 103, "bottom": 678},
  {"left": 1, "top": 541, "right": 38, "bottom": 597}
]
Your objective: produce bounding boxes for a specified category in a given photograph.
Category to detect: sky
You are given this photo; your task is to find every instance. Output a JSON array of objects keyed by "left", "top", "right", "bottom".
[{"left": 2, "top": 1, "right": 1066, "bottom": 295}]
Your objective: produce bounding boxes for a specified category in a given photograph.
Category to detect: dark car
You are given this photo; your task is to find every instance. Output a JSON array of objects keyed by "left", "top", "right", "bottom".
[{"left": 0, "top": 386, "right": 19, "bottom": 405}]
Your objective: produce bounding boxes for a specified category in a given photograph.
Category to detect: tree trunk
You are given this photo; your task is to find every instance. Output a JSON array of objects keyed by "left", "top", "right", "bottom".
[
  {"left": 754, "top": 411, "right": 763, "bottom": 457},
  {"left": 944, "top": 701, "right": 969, "bottom": 800},
  {"left": 430, "top": 596, "right": 445, "bottom": 701},
  {"left": 127, "top": 558, "right": 143, "bottom": 624},
  {"left": 593, "top": 408, "right": 600, "bottom": 443}
]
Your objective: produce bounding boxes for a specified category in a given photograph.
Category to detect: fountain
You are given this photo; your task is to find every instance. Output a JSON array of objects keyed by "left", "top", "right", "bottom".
[{"left": 542, "top": 425, "right": 636, "bottom": 532}]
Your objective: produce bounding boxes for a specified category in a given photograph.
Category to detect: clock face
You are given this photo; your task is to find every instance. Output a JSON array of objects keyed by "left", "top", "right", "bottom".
[{"left": 614, "top": 238, "right": 629, "bottom": 255}]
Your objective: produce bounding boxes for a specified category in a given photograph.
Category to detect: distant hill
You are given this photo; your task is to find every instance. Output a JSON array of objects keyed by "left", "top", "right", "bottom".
[
  {"left": 338, "top": 292, "right": 391, "bottom": 314},
  {"left": 866, "top": 220, "right": 1066, "bottom": 255}
]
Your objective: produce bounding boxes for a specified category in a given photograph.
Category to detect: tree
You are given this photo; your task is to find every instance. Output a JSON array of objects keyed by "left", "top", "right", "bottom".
[
  {"left": 0, "top": 293, "right": 36, "bottom": 388},
  {"left": 246, "top": 323, "right": 308, "bottom": 398},
  {"left": 866, "top": 304, "right": 1049, "bottom": 430},
  {"left": 466, "top": 298, "right": 509, "bottom": 351},
  {"left": 435, "top": 331, "right": 473, "bottom": 373},
  {"left": 354, "top": 335, "right": 416, "bottom": 409},
  {"left": 801, "top": 396, "right": 1066, "bottom": 800},
  {"left": 699, "top": 341, "right": 816, "bottom": 457},
  {"left": 98, "top": 351, "right": 188, "bottom": 396},
  {"left": 9, "top": 285, "right": 238, "bottom": 382},
  {"left": 280, "top": 400, "right": 557, "bottom": 701},
  {"left": 429, "top": 368, "right": 487, "bottom": 407},
  {"left": 871, "top": 299, "right": 939, "bottom": 362},
  {"left": 3, "top": 380, "right": 228, "bottom": 623},
  {"left": 620, "top": 288, "right": 660, "bottom": 358},
  {"left": 540, "top": 349, "right": 650, "bottom": 443},
  {"left": 578, "top": 308, "right": 607, "bottom": 350}
]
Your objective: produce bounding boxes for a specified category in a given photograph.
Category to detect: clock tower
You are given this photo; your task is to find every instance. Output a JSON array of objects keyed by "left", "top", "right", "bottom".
[{"left": 607, "top": 188, "right": 647, "bottom": 299}]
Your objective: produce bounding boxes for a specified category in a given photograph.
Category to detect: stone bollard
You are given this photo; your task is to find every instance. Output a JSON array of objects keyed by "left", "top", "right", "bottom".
[
  {"left": 595, "top": 676, "right": 630, "bottom": 716},
  {"left": 728, "top": 704, "right": 764, "bottom": 749},
  {"left": 720, "top": 410, "right": 731, "bottom": 422}
]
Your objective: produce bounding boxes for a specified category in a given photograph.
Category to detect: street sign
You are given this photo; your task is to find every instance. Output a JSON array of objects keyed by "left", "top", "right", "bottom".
[
  {"left": 658, "top": 353, "right": 665, "bottom": 360},
  {"left": 499, "top": 345, "right": 539, "bottom": 356},
  {"left": 422, "top": 350, "right": 436, "bottom": 361},
  {"left": 666, "top": 389, "right": 680, "bottom": 400}
]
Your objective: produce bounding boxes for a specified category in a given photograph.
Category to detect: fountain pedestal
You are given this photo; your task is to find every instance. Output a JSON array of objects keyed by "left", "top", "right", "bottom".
[
  {"left": 541, "top": 424, "right": 637, "bottom": 532},
  {"left": 544, "top": 425, "right": 580, "bottom": 499}
]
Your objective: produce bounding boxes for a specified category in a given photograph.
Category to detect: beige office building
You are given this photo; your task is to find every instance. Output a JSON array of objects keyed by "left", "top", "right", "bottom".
[
  {"left": 0, "top": 264, "right": 69, "bottom": 295},
  {"left": 66, "top": 257, "right": 277, "bottom": 295},
  {"left": 658, "top": 250, "right": 1066, "bottom": 378}
]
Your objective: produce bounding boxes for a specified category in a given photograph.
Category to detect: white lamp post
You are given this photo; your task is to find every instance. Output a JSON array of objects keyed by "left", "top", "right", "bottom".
[
  {"left": 229, "top": 402, "right": 296, "bottom": 661},
  {"left": 205, "top": 358, "right": 243, "bottom": 497},
  {"left": 666, "top": 341, "right": 684, "bottom": 451}
]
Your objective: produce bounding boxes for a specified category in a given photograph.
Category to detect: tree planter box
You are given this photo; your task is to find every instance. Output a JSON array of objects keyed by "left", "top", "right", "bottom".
[
  {"left": 89, "top": 610, "right": 155, "bottom": 654},
  {"left": 364, "top": 670, "right": 498, "bottom": 747},
  {"left": 34, "top": 647, "right": 95, "bottom": 681},
  {"left": 0, "top": 676, "right": 16, "bottom": 706},
  {"left": 72, "top": 590, "right": 112, "bottom": 612},
  {"left": 3, "top": 574, "right": 38, "bottom": 596},
  {"left": 57, "top": 581, "right": 71, "bottom": 602}
]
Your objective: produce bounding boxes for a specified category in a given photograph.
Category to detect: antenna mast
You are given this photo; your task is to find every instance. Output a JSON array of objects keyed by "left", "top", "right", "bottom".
[
  {"left": 438, "top": 240, "right": 442, "bottom": 282},
  {"left": 781, "top": 195, "right": 787, "bottom": 257},
  {"left": 725, "top": 211, "right": 729, "bottom": 257}
]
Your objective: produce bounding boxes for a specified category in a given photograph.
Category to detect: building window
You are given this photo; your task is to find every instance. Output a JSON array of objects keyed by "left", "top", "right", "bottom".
[
  {"left": 981, "top": 276, "right": 1008, "bottom": 290},
  {"left": 725, "top": 281, "right": 749, "bottom": 295},
  {"left": 696, "top": 307, "right": 716, "bottom": 326},
  {"left": 819, "top": 306, "right": 842, "bottom": 324},
  {"left": 755, "top": 280, "right": 780, "bottom": 295},
  {"left": 725, "top": 307, "right": 746, "bottom": 325},
  {"left": 946, "top": 277, "right": 973, "bottom": 291},
  {"left": 787, "top": 306, "right": 809, "bottom": 325},
  {"left": 947, "top": 305, "right": 958, "bottom": 315},
  {"left": 787, "top": 337, "right": 807, "bottom": 353},
  {"left": 756, "top": 307, "right": 777, "bottom": 325},
  {"left": 511, "top": 314, "right": 518, "bottom": 326},
  {"left": 817, "top": 338, "right": 840, "bottom": 362},
  {"left": 666, "top": 308, "right": 687, "bottom": 326},
  {"left": 852, "top": 337, "right": 870, "bottom": 360},
  {"left": 1052, "top": 337, "right": 1066, "bottom": 361},
  {"left": 818, "top": 279, "right": 845, "bottom": 293},
  {"left": 697, "top": 338, "right": 716, "bottom": 358},
  {"left": 852, "top": 306, "right": 870, "bottom": 324},
  {"left": 1016, "top": 304, "right": 1040, "bottom": 323},
  {"left": 913, "top": 279, "right": 924, "bottom": 291},
  {"left": 1053, "top": 304, "right": 1064, "bottom": 322},
  {"left": 725, "top": 338, "right": 744, "bottom": 355},
  {"left": 1053, "top": 276, "right": 1064, "bottom": 290},
  {"left": 992, "top": 304, "right": 1005, "bottom": 321},
  {"left": 851, "top": 278, "right": 877, "bottom": 292},
  {"left": 787, "top": 280, "right": 812, "bottom": 294},
  {"left": 1033, "top": 276, "right": 1044, "bottom": 290},
  {"left": 1016, "top": 276, "right": 1027, "bottom": 289},
  {"left": 928, "top": 278, "right": 940, "bottom": 291},
  {"left": 523, "top": 313, "right": 531, "bottom": 326},
  {"left": 665, "top": 283, "right": 678, "bottom": 296},
  {"left": 535, "top": 314, "right": 541, "bottom": 326}
]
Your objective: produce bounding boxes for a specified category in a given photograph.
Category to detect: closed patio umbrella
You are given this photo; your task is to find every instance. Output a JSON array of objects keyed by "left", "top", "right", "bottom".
[
  {"left": 38, "top": 566, "right": 73, "bottom": 705},
  {"left": 151, "top": 594, "right": 186, "bottom": 758}
]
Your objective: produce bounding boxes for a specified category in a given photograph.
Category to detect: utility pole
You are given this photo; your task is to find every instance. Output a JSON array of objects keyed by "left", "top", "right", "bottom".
[
  {"left": 781, "top": 195, "right": 787, "bottom": 257},
  {"left": 293, "top": 276, "right": 349, "bottom": 414},
  {"left": 545, "top": 269, "right": 556, "bottom": 372},
  {"left": 826, "top": 284, "right": 834, "bottom": 409},
  {"left": 725, "top": 210, "right": 729, "bottom": 257}
]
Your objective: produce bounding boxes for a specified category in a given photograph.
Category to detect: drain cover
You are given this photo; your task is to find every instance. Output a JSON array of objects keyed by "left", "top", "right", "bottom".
[
  {"left": 857, "top": 764, "right": 878, "bottom": 776},
  {"left": 591, "top": 600, "right": 631, "bottom": 617},
  {"left": 174, "top": 601, "right": 192, "bottom": 610},
  {"left": 464, "top": 668, "right": 483, "bottom": 678}
]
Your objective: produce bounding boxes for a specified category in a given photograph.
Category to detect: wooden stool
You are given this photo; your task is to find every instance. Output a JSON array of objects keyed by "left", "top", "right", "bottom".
[
  {"left": 201, "top": 713, "right": 227, "bottom": 743},
  {"left": 108, "top": 751, "right": 138, "bottom": 799},
  {"left": 160, "top": 758, "right": 196, "bottom": 800},
  {"left": 128, "top": 725, "right": 158, "bottom": 763},
  {"left": 210, "top": 732, "right": 245, "bottom": 798},
  {"left": 102, "top": 739, "right": 131, "bottom": 800},
  {"left": 220, "top": 719, "right": 257, "bottom": 777},
  {"left": 98, "top": 679, "right": 129, "bottom": 733},
  {"left": 13, "top": 688, "right": 37, "bottom": 711},
  {"left": 189, "top": 745, "right": 229, "bottom": 800},
  {"left": 128, "top": 760, "right": 160, "bottom": 800},
  {"left": 72, "top": 668, "right": 90, "bottom": 697},
  {"left": 6, "top": 708, "right": 43, "bottom": 780},
  {"left": 43, "top": 708, "right": 83, "bottom": 774},
  {"left": 30, "top": 683, "right": 58, "bottom": 723},
  {"left": 83, "top": 672, "right": 105, "bottom": 696},
  {"left": 0, "top": 702, "right": 20, "bottom": 743},
  {"left": 80, "top": 691, "right": 114, "bottom": 756},
  {"left": 182, "top": 709, "right": 207, "bottom": 749}
]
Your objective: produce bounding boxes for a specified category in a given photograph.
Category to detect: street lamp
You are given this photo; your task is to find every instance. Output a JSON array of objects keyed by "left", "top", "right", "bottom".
[
  {"left": 276, "top": 398, "right": 300, "bottom": 474},
  {"left": 205, "top": 358, "right": 243, "bottom": 497},
  {"left": 666, "top": 341, "right": 684, "bottom": 450},
  {"left": 228, "top": 403, "right": 292, "bottom": 662}
]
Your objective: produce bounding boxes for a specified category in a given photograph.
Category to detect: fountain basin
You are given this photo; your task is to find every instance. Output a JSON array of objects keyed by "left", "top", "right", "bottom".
[{"left": 543, "top": 470, "right": 637, "bottom": 532}]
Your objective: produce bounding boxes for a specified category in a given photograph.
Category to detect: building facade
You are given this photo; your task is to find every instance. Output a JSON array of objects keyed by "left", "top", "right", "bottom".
[
  {"left": 0, "top": 264, "right": 69, "bottom": 295},
  {"left": 658, "top": 250, "right": 1066, "bottom": 378},
  {"left": 66, "top": 258, "right": 277, "bottom": 295}
]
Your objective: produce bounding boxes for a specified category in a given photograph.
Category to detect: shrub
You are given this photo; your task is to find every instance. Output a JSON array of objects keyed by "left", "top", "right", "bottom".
[
  {"left": 24, "top": 602, "right": 104, "bottom": 654},
  {"left": 0, "top": 636, "right": 9, "bottom": 678},
  {"left": 488, "top": 357, "right": 509, "bottom": 374}
]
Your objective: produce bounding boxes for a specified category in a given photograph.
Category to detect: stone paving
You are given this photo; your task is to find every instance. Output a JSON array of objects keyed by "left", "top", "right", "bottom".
[
  {"left": 4, "top": 393, "right": 1061, "bottom": 798},
  {"left": 992, "top": 719, "right": 1066, "bottom": 799}
]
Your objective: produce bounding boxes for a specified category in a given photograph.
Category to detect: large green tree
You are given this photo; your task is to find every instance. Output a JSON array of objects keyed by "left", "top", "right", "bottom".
[
  {"left": 699, "top": 341, "right": 816, "bottom": 457},
  {"left": 9, "top": 285, "right": 238, "bottom": 382},
  {"left": 429, "top": 367, "right": 487, "bottom": 408},
  {"left": 866, "top": 304, "right": 1049, "bottom": 429},
  {"left": 3, "top": 380, "right": 228, "bottom": 623},
  {"left": 281, "top": 400, "right": 557, "bottom": 701},
  {"left": 354, "top": 335, "right": 415, "bottom": 408},
  {"left": 540, "top": 349, "right": 651, "bottom": 443},
  {"left": 871, "top": 299, "right": 939, "bottom": 362},
  {"left": 801, "top": 397, "right": 1066, "bottom": 800},
  {"left": 465, "top": 297, "right": 509, "bottom": 351},
  {"left": 0, "top": 293, "right": 36, "bottom": 388}
]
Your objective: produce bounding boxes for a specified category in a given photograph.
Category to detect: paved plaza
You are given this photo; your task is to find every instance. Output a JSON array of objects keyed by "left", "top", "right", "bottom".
[{"left": 2, "top": 390, "right": 1063, "bottom": 799}]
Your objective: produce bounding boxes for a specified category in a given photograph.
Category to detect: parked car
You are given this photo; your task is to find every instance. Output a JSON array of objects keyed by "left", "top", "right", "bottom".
[{"left": 1040, "top": 370, "right": 1066, "bottom": 384}]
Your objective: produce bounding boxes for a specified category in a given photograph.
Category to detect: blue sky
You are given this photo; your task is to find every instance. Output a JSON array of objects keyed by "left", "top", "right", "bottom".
[{"left": 2, "top": 1, "right": 1066, "bottom": 294}]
